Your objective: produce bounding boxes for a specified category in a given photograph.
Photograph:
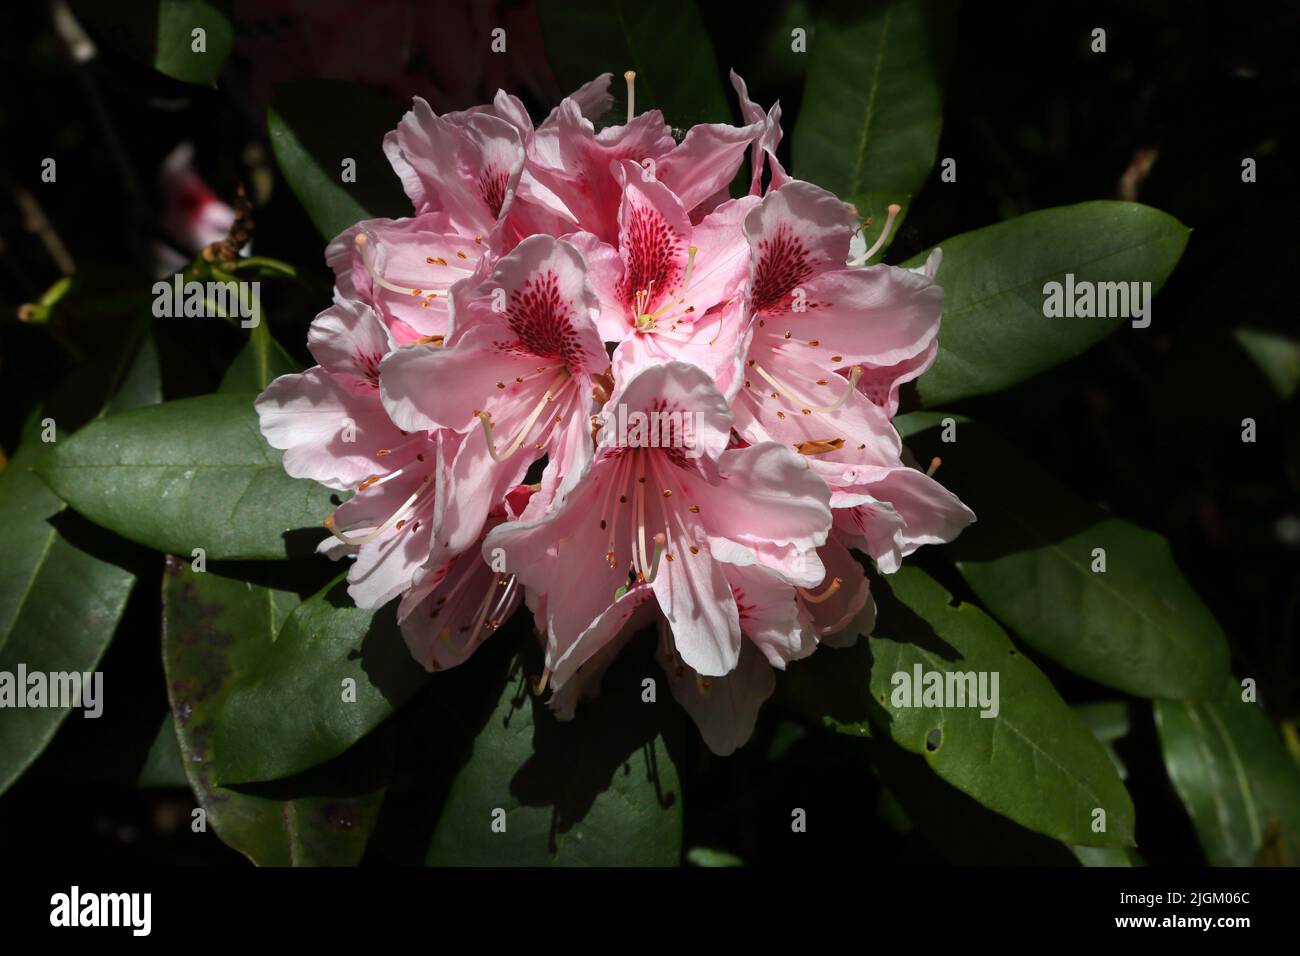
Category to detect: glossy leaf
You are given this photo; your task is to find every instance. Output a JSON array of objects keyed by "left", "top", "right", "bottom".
[
  {"left": 211, "top": 575, "right": 428, "bottom": 784},
  {"left": 425, "top": 639, "right": 684, "bottom": 865},
  {"left": 793, "top": 0, "right": 956, "bottom": 229},
  {"left": 537, "top": 0, "right": 729, "bottom": 128},
  {"left": 869, "top": 731, "right": 1081, "bottom": 865},
  {"left": 218, "top": 334, "right": 301, "bottom": 394},
  {"left": 0, "top": 424, "right": 135, "bottom": 795},
  {"left": 163, "top": 560, "right": 388, "bottom": 864},
  {"left": 268, "top": 80, "right": 410, "bottom": 240},
  {"left": 903, "top": 201, "right": 1189, "bottom": 405},
  {"left": 72, "top": 0, "right": 233, "bottom": 86},
  {"left": 897, "top": 413, "right": 1230, "bottom": 699},
  {"left": 0, "top": 334, "right": 160, "bottom": 796},
  {"left": 1155, "top": 677, "right": 1300, "bottom": 866},
  {"left": 37, "top": 393, "right": 337, "bottom": 561},
  {"left": 785, "top": 564, "right": 1133, "bottom": 848}
]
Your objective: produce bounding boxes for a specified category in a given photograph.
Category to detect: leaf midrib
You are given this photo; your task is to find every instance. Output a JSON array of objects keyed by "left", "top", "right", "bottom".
[{"left": 848, "top": 2, "right": 894, "bottom": 197}]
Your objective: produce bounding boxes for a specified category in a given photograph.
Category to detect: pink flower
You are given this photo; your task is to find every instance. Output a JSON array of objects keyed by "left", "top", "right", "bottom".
[
  {"left": 379, "top": 234, "right": 607, "bottom": 552},
  {"left": 515, "top": 73, "right": 762, "bottom": 245},
  {"left": 383, "top": 97, "right": 525, "bottom": 235},
  {"left": 548, "top": 535, "right": 872, "bottom": 755},
  {"left": 396, "top": 485, "right": 533, "bottom": 671},
  {"left": 325, "top": 213, "right": 485, "bottom": 346},
  {"left": 483, "top": 361, "right": 831, "bottom": 692},
  {"left": 256, "top": 294, "right": 405, "bottom": 492},
  {"left": 570, "top": 160, "right": 758, "bottom": 388},
  {"left": 255, "top": 72, "right": 975, "bottom": 755}
]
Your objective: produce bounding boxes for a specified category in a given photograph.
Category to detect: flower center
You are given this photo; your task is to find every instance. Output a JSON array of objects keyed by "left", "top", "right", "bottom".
[{"left": 633, "top": 244, "right": 698, "bottom": 332}]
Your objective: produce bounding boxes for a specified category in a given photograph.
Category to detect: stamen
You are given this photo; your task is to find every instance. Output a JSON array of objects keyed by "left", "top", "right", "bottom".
[
  {"left": 681, "top": 245, "right": 698, "bottom": 295},
  {"left": 797, "top": 577, "right": 842, "bottom": 604},
  {"left": 354, "top": 234, "right": 419, "bottom": 296},
  {"left": 464, "top": 574, "right": 499, "bottom": 648},
  {"left": 753, "top": 364, "right": 863, "bottom": 413},
  {"left": 324, "top": 478, "right": 428, "bottom": 545},
  {"left": 532, "top": 667, "right": 551, "bottom": 696},
  {"left": 624, "top": 70, "right": 636, "bottom": 124},
  {"left": 926, "top": 456, "right": 942, "bottom": 477},
  {"left": 794, "top": 438, "right": 846, "bottom": 456},
  {"left": 477, "top": 372, "right": 568, "bottom": 462},
  {"left": 634, "top": 454, "right": 649, "bottom": 576},
  {"left": 641, "top": 532, "right": 668, "bottom": 585},
  {"left": 848, "top": 203, "right": 902, "bottom": 266},
  {"left": 357, "top": 464, "right": 412, "bottom": 492}
]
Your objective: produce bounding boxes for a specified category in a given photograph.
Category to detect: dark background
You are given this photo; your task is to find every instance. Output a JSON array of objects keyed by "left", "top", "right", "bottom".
[{"left": 0, "top": 0, "right": 1295, "bottom": 865}]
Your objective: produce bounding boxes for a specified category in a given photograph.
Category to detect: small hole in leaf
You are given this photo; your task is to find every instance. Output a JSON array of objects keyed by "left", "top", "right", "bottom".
[{"left": 925, "top": 728, "right": 942, "bottom": 752}]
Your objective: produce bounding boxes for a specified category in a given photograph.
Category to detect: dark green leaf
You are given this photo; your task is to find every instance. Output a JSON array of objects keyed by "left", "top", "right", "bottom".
[
  {"left": 163, "top": 560, "right": 388, "bottom": 864},
  {"left": 72, "top": 0, "right": 233, "bottom": 87},
  {"left": 1233, "top": 328, "right": 1300, "bottom": 402},
  {"left": 268, "top": 81, "right": 410, "bottom": 240},
  {"left": 897, "top": 413, "right": 1230, "bottom": 699},
  {"left": 1072, "top": 845, "right": 1145, "bottom": 866},
  {"left": 865, "top": 567, "right": 1134, "bottom": 846},
  {"left": 904, "top": 201, "right": 1189, "bottom": 405},
  {"left": 793, "top": 0, "right": 956, "bottom": 236},
  {"left": 211, "top": 575, "right": 428, "bottom": 784},
  {"left": 0, "top": 333, "right": 160, "bottom": 795},
  {"left": 37, "top": 393, "right": 337, "bottom": 561},
  {"left": 537, "top": 0, "right": 730, "bottom": 127},
  {"left": 1076, "top": 700, "right": 1133, "bottom": 780},
  {"left": 869, "top": 731, "right": 1081, "bottom": 865},
  {"left": 0, "top": 427, "right": 135, "bottom": 795},
  {"left": 218, "top": 334, "right": 301, "bottom": 394},
  {"left": 1155, "top": 677, "right": 1300, "bottom": 866},
  {"left": 425, "top": 639, "right": 684, "bottom": 865}
]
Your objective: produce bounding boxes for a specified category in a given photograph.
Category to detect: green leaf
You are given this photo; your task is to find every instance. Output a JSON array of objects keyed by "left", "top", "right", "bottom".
[
  {"left": 0, "top": 425, "right": 136, "bottom": 795},
  {"left": 72, "top": 0, "right": 233, "bottom": 87},
  {"left": 0, "top": 333, "right": 160, "bottom": 796},
  {"left": 1076, "top": 700, "right": 1133, "bottom": 780},
  {"left": 897, "top": 413, "right": 1230, "bottom": 699},
  {"left": 1072, "top": 845, "right": 1145, "bottom": 866},
  {"left": 154, "top": 0, "right": 232, "bottom": 85},
  {"left": 37, "top": 392, "right": 337, "bottom": 561},
  {"left": 211, "top": 575, "right": 428, "bottom": 784},
  {"left": 108, "top": 333, "right": 164, "bottom": 414},
  {"left": 1233, "top": 328, "right": 1300, "bottom": 402},
  {"left": 1155, "top": 677, "right": 1300, "bottom": 866},
  {"left": 425, "top": 639, "right": 684, "bottom": 865},
  {"left": 218, "top": 335, "right": 300, "bottom": 394},
  {"left": 869, "top": 732, "right": 1081, "bottom": 865},
  {"left": 686, "top": 847, "right": 744, "bottom": 867},
  {"left": 163, "top": 560, "right": 388, "bottom": 864},
  {"left": 537, "top": 0, "right": 730, "bottom": 128},
  {"left": 903, "top": 201, "right": 1190, "bottom": 406},
  {"left": 793, "top": 0, "right": 956, "bottom": 222},
  {"left": 268, "top": 81, "right": 410, "bottom": 240},
  {"left": 135, "top": 715, "right": 188, "bottom": 788},
  {"left": 865, "top": 566, "right": 1135, "bottom": 846}
]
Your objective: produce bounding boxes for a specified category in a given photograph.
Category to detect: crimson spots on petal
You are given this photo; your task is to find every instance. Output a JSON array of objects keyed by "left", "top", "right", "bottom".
[
  {"left": 620, "top": 203, "right": 683, "bottom": 314},
  {"left": 356, "top": 351, "right": 383, "bottom": 387},
  {"left": 478, "top": 165, "right": 508, "bottom": 220},
  {"left": 752, "top": 225, "right": 813, "bottom": 313},
  {"left": 503, "top": 270, "right": 586, "bottom": 370}
]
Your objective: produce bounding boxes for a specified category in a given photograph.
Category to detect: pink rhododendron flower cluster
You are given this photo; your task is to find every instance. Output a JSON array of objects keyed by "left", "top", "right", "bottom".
[{"left": 256, "top": 71, "right": 975, "bottom": 754}]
